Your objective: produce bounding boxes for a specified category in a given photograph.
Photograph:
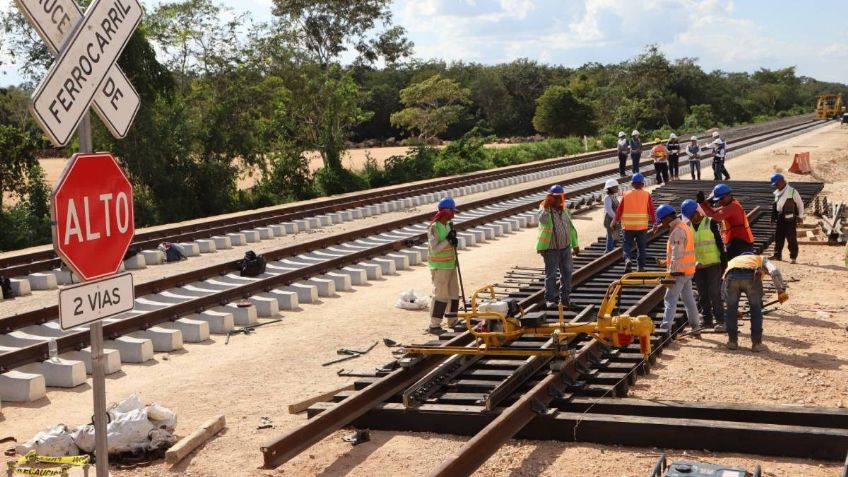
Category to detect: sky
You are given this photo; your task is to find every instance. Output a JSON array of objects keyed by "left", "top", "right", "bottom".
[{"left": 2, "top": 0, "right": 847, "bottom": 86}]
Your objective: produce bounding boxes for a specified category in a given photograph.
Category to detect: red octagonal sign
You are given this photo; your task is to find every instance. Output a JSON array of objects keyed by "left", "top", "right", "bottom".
[{"left": 52, "top": 153, "right": 135, "bottom": 281}]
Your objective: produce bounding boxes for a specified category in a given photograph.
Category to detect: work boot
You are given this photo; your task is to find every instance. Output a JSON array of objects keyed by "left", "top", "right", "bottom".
[
  {"left": 701, "top": 319, "right": 714, "bottom": 328},
  {"left": 545, "top": 301, "right": 558, "bottom": 310},
  {"left": 637, "top": 266, "right": 646, "bottom": 272},
  {"left": 714, "top": 323, "right": 726, "bottom": 333},
  {"left": 790, "top": 258, "right": 797, "bottom": 264},
  {"left": 430, "top": 300, "right": 448, "bottom": 329},
  {"left": 768, "top": 254, "right": 782, "bottom": 261},
  {"left": 427, "top": 326, "right": 446, "bottom": 335},
  {"left": 751, "top": 342, "right": 768, "bottom": 352},
  {"left": 623, "top": 260, "right": 633, "bottom": 274},
  {"left": 726, "top": 340, "right": 738, "bottom": 350},
  {"left": 559, "top": 297, "right": 571, "bottom": 309}
]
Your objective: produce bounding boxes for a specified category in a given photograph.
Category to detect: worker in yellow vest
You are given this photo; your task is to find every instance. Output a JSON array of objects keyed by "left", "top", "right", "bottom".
[
  {"left": 611, "top": 174, "right": 656, "bottom": 273},
  {"left": 536, "top": 185, "right": 579, "bottom": 309},
  {"left": 427, "top": 197, "right": 460, "bottom": 335},
  {"left": 655, "top": 204, "right": 701, "bottom": 336},
  {"left": 681, "top": 199, "right": 726, "bottom": 331},
  {"left": 723, "top": 252, "right": 788, "bottom": 351}
]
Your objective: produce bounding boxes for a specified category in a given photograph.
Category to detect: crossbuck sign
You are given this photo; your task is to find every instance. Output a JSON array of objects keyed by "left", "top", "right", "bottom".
[{"left": 18, "top": 0, "right": 143, "bottom": 146}]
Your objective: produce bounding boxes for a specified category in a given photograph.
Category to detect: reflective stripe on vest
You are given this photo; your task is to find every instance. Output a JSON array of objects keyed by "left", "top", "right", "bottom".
[
  {"left": 666, "top": 222, "right": 696, "bottom": 276},
  {"left": 691, "top": 217, "right": 721, "bottom": 266},
  {"left": 720, "top": 200, "right": 754, "bottom": 243},
  {"left": 428, "top": 221, "right": 456, "bottom": 269},
  {"left": 536, "top": 209, "right": 567, "bottom": 251},
  {"left": 621, "top": 189, "right": 650, "bottom": 231},
  {"left": 723, "top": 254, "right": 764, "bottom": 278}
]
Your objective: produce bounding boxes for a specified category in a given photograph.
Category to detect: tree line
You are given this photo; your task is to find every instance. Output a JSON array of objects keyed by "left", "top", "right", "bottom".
[{"left": 0, "top": 0, "right": 845, "bottom": 251}]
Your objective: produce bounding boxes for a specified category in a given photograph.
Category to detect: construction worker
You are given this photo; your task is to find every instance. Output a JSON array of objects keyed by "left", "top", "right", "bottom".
[
  {"left": 769, "top": 173, "right": 804, "bottom": 264},
  {"left": 667, "top": 133, "right": 681, "bottom": 180},
  {"left": 617, "top": 131, "right": 629, "bottom": 176},
  {"left": 723, "top": 252, "right": 788, "bottom": 351},
  {"left": 708, "top": 131, "right": 730, "bottom": 180},
  {"left": 697, "top": 184, "right": 754, "bottom": 259},
  {"left": 655, "top": 204, "right": 700, "bottom": 335},
  {"left": 650, "top": 137, "right": 669, "bottom": 185},
  {"left": 686, "top": 136, "right": 701, "bottom": 180},
  {"left": 603, "top": 179, "right": 620, "bottom": 252},
  {"left": 537, "top": 185, "right": 579, "bottom": 309},
  {"left": 628, "top": 130, "right": 642, "bottom": 174},
  {"left": 612, "top": 173, "right": 656, "bottom": 273},
  {"left": 681, "top": 199, "right": 726, "bottom": 331},
  {"left": 427, "top": 197, "right": 460, "bottom": 334}
]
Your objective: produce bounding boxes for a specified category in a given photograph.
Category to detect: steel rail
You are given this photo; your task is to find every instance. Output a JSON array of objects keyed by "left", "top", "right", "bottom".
[{"left": 0, "top": 115, "right": 821, "bottom": 277}]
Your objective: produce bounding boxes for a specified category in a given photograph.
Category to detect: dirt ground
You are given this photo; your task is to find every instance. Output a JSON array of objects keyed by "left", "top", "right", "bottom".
[{"left": 1, "top": 124, "right": 846, "bottom": 477}]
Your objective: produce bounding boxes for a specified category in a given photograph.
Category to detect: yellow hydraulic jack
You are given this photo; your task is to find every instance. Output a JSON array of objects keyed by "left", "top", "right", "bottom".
[{"left": 404, "top": 272, "right": 674, "bottom": 360}]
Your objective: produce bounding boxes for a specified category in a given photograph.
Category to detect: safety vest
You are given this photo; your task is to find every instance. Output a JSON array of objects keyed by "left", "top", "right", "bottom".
[
  {"left": 652, "top": 145, "right": 668, "bottom": 162},
  {"left": 667, "top": 222, "right": 696, "bottom": 276},
  {"left": 691, "top": 217, "right": 722, "bottom": 266},
  {"left": 428, "top": 221, "right": 456, "bottom": 270},
  {"left": 775, "top": 186, "right": 798, "bottom": 218},
  {"left": 720, "top": 200, "right": 754, "bottom": 243},
  {"left": 723, "top": 254, "right": 763, "bottom": 278},
  {"left": 621, "top": 189, "right": 651, "bottom": 231},
  {"left": 536, "top": 208, "right": 577, "bottom": 251}
]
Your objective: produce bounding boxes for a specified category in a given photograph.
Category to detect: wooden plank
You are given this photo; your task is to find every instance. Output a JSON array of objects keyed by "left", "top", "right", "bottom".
[
  {"left": 288, "top": 384, "right": 355, "bottom": 414},
  {"left": 165, "top": 415, "right": 226, "bottom": 465}
]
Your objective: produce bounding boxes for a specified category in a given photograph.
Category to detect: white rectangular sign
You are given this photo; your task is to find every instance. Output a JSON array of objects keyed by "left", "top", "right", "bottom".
[
  {"left": 30, "top": 0, "right": 143, "bottom": 146},
  {"left": 14, "top": 0, "right": 140, "bottom": 139},
  {"left": 59, "top": 272, "right": 134, "bottom": 330}
]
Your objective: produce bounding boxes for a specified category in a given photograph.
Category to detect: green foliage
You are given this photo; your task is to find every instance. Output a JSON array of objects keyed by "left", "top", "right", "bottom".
[
  {"left": 0, "top": 164, "right": 51, "bottom": 251},
  {"left": 683, "top": 104, "right": 716, "bottom": 131},
  {"left": 532, "top": 85, "right": 596, "bottom": 137},
  {"left": 432, "top": 131, "right": 493, "bottom": 176},
  {"left": 314, "top": 165, "right": 368, "bottom": 195},
  {"left": 391, "top": 74, "right": 471, "bottom": 141}
]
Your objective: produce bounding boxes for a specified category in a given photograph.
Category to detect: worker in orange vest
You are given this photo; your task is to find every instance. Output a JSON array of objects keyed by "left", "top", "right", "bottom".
[
  {"left": 650, "top": 137, "right": 669, "bottom": 184},
  {"left": 611, "top": 173, "right": 656, "bottom": 273},
  {"left": 655, "top": 204, "right": 701, "bottom": 336}
]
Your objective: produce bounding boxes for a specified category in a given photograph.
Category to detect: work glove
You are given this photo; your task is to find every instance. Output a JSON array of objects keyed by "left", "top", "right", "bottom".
[
  {"left": 572, "top": 247, "right": 580, "bottom": 256},
  {"left": 656, "top": 258, "right": 667, "bottom": 267},
  {"left": 446, "top": 229, "right": 457, "bottom": 241},
  {"left": 778, "top": 291, "right": 789, "bottom": 303},
  {"left": 448, "top": 235, "right": 459, "bottom": 247},
  {"left": 696, "top": 191, "right": 706, "bottom": 203}
]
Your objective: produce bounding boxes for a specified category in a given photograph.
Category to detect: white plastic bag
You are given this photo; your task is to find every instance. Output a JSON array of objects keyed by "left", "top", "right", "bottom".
[
  {"left": 75, "top": 396, "right": 156, "bottom": 454},
  {"left": 16, "top": 424, "right": 79, "bottom": 457},
  {"left": 147, "top": 402, "right": 177, "bottom": 431},
  {"left": 111, "top": 393, "right": 145, "bottom": 415},
  {"left": 395, "top": 289, "right": 430, "bottom": 310}
]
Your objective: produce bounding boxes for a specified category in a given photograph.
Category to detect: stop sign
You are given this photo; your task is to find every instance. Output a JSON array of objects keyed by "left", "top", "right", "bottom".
[{"left": 52, "top": 153, "right": 135, "bottom": 281}]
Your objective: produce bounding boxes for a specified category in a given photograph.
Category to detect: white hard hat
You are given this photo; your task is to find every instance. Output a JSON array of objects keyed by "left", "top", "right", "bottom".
[
  {"left": 669, "top": 133, "right": 677, "bottom": 139},
  {"left": 712, "top": 131, "right": 720, "bottom": 138},
  {"left": 631, "top": 129, "right": 640, "bottom": 136},
  {"left": 690, "top": 136, "right": 698, "bottom": 141},
  {"left": 618, "top": 131, "right": 626, "bottom": 137},
  {"left": 604, "top": 179, "right": 619, "bottom": 189}
]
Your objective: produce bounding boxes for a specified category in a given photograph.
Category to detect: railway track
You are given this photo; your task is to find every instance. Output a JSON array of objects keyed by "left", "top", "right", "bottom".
[
  {"left": 261, "top": 181, "right": 848, "bottom": 475},
  {"left": 0, "top": 120, "right": 829, "bottom": 403},
  {"left": 0, "top": 114, "right": 821, "bottom": 284}
]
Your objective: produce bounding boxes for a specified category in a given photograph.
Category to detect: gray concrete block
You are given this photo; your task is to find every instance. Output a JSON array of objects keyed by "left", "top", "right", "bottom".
[
  {"left": 141, "top": 250, "right": 166, "bottom": 265},
  {"left": 212, "top": 236, "right": 233, "bottom": 250},
  {"left": 190, "top": 310, "right": 235, "bottom": 334},
  {"left": 338, "top": 267, "right": 368, "bottom": 286},
  {"left": 323, "top": 272, "right": 352, "bottom": 292},
  {"left": 0, "top": 370, "right": 46, "bottom": 402},
  {"left": 161, "top": 318, "right": 210, "bottom": 343},
  {"left": 247, "top": 295, "right": 280, "bottom": 317},
  {"left": 241, "top": 230, "right": 260, "bottom": 243},
  {"left": 339, "top": 210, "right": 354, "bottom": 221},
  {"left": 494, "top": 220, "right": 514, "bottom": 234},
  {"left": 327, "top": 212, "right": 344, "bottom": 224},
  {"left": 62, "top": 348, "right": 122, "bottom": 375},
  {"left": 385, "top": 253, "right": 411, "bottom": 271},
  {"left": 19, "top": 359, "right": 87, "bottom": 388},
  {"left": 350, "top": 209, "right": 363, "bottom": 220},
  {"left": 10, "top": 278, "right": 31, "bottom": 296},
  {"left": 293, "top": 219, "right": 311, "bottom": 231},
  {"left": 466, "top": 229, "right": 486, "bottom": 243},
  {"left": 306, "top": 277, "right": 336, "bottom": 297},
  {"left": 105, "top": 336, "right": 154, "bottom": 363},
  {"left": 196, "top": 239, "right": 217, "bottom": 253},
  {"left": 413, "top": 245, "right": 429, "bottom": 262},
  {"left": 513, "top": 215, "right": 529, "bottom": 228},
  {"left": 222, "top": 304, "right": 259, "bottom": 326},
  {"left": 29, "top": 272, "right": 59, "bottom": 290},
  {"left": 226, "top": 232, "right": 246, "bottom": 246},
  {"left": 368, "top": 257, "right": 397, "bottom": 275},
  {"left": 123, "top": 254, "right": 147, "bottom": 270},
  {"left": 0, "top": 332, "right": 46, "bottom": 348},
  {"left": 398, "top": 249, "right": 422, "bottom": 266},
  {"left": 263, "top": 290, "right": 298, "bottom": 310},
  {"left": 457, "top": 232, "right": 477, "bottom": 247},
  {"left": 317, "top": 215, "right": 332, "bottom": 226},
  {"left": 479, "top": 225, "right": 497, "bottom": 239},
  {"left": 355, "top": 262, "right": 383, "bottom": 280},
  {"left": 130, "top": 327, "right": 184, "bottom": 352},
  {"left": 268, "top": 224, "right": 286, "bottom": 236},
  {"left": 256, "top": 227, "right": 275, "bottom": 240},
  {"left": 283, "top": 283, "right": 319, "bottom": 304}
]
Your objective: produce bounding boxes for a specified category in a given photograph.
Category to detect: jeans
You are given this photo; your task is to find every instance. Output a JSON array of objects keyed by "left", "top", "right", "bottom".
[
  {"left": 618, "top": 152, "right": 628, "bottom": 176},
  {"left": 726, "top": 239, "right": 754, "bottom": 260},
  {"left": 689, "top": 160, "right": 700, "bottom": 179},
  {"left": 662, "top": 274, "right": 700, "bottom": 329},
  {"left": 542, "top": 248, "right": 573, "bottom": 303},
  {"left": 669, "top": 155, "right": 679, "bottom": 178},
  {"left": 712, "top": 158, "right": 730, "bottom": 180},
  {"left": 774, "top": 219, "right": 798, "bottom": 259},
  {"left": 655, "top": 162, "right": 669, "bottom": 184},
  {"left": 630, "top": 153, "right": 641, "bottom": 174},
  {"left": 622, "top": 230, "right": 647, "bottom": 270},
  {"left": 723, "top": 269, "right": 764, "bottom": 344},
  {"left": 605, "top": 226, "right": 619, "bottom": 252},
  {"left": 693, "top": 264, "right": 724, "bottom": 324}
]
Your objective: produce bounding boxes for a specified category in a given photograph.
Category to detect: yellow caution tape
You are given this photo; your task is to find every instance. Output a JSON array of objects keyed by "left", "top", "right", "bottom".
[
  {"left": 9, "top": 467, "right": 67, "bottom": 476},
  {"left": 15, "top": 451, "right": 89, "bottom": 466}
]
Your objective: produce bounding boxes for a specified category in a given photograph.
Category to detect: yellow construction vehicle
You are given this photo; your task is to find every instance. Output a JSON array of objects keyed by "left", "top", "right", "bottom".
[
  {"left": 404, "top": 272, "right": 673, "bottom": 360},
  {"left": 816, "top": 94, "right": 843, "bottom": 120}
]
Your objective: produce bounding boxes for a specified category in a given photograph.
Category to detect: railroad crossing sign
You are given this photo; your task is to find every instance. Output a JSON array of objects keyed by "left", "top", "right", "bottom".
[
  {"left": 51, "top": 152, "right": 135, "bottom": 281},
  {"left": 24, "top": 0, "right": 143, "bottom": 146}
]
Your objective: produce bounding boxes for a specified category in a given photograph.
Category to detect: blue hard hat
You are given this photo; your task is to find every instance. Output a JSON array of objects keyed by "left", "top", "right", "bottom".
[
  {"left": 437, "top": 197, "right": 456, "bottom": 210},
  {"left": 681, "top": 199, "right": 698, "bottom": 219},
  {"left": 770, "top": 173, "right": 784, "bottom": 186},
  {"left": 549, "top": 184, "right": 565, "bottom": 194},
  {"left": 631, "top": 173, "right": 645, "bottom": 184},
  {"left": 712, "top": 183, "right": 732, "bottom": 199},
  {"left": 656, "top": 204, "right": 676, "bottom": 223}
]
